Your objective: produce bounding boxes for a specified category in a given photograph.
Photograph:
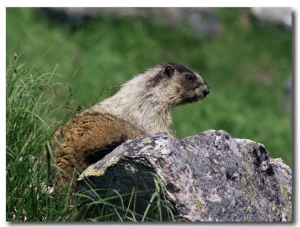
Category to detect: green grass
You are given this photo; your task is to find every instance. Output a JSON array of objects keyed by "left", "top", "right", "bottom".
[
  {"left": 5, "top": 56, "right": 83, "bottom": 221},
  {"left": 6, "top": 7, "right": 292, "bottom": 221},
  {"left": 75, "top": 171, "right": 176, "bottom": 221}
]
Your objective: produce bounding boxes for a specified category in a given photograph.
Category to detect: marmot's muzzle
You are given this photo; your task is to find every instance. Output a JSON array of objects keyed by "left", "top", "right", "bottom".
[{"left": 202, "top": 82, "right": 210, "bottom": 97}]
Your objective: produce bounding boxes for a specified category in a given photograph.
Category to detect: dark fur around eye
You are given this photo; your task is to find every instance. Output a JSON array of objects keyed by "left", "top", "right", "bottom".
[{"left": 185, "top": 74, "right": 195, "bottom": 81}]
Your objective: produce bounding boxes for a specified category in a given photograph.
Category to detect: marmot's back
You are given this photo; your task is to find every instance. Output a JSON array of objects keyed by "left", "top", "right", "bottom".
[{"left": 51, "top": 112, "right": 145, "bottom": 190}]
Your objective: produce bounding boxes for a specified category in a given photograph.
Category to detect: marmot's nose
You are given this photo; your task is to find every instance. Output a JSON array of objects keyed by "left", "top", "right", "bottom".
[{"left": 202, "top": 82, "right": 210, "bottom": 97}]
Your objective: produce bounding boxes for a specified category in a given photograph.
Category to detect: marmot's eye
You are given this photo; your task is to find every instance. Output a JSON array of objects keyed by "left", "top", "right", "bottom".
[{"left": 185, "top": 74, "right": 194, "bottom": 81}]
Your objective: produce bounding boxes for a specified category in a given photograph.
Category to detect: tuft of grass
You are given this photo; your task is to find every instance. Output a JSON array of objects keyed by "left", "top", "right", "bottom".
[
  {"left": 6, "top": 56, "right": 48, "bottom": 221},
  {"left": 75, "top": 171, "right": 176, "bottom": 222},
  {"left": 6, "top": 55, "right": 77, "bottom": 221}
]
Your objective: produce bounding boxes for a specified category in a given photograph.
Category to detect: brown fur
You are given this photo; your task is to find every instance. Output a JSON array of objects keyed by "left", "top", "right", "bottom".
[{"left": 50, "top": 113, "right": 145, "bottom": 190}]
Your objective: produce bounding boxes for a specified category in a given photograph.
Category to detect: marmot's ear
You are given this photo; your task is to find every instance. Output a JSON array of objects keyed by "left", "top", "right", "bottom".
[{"left": 164, "top": 64, "right": 175, "bottom": 77}]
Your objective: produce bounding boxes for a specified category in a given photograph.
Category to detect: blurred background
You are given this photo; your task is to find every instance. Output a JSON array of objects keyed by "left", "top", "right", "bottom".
[{"left": 6, "top": 7, "right": 292, "bottom": 166}]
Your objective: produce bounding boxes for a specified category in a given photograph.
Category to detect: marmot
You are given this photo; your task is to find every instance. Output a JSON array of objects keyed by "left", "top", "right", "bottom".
[{"left": 49, "top": 62, "right": 210, "bottom": 191}]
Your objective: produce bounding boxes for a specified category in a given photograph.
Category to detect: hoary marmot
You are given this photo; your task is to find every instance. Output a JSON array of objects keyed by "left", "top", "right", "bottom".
[{"left": 49, "top": 62, "right": 210, "bottom": 190}]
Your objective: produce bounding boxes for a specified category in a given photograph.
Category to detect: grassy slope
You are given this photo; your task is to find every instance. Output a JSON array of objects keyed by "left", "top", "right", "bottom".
[{"left": 6, "top": 8, "right": 292, "bottom": 221}]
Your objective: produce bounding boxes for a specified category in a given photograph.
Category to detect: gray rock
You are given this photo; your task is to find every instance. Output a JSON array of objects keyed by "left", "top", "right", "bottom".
[{"left": 77, "top": 130, "right": 292, "bottom": 222}]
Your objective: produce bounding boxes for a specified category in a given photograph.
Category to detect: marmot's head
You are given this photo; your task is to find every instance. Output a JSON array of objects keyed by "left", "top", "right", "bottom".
[
  {"left": 90, "top": 62, "right": 210, "bottom": 133},
  {"left": 144, "top": 62, "right": 210, "bottom": 108}
]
